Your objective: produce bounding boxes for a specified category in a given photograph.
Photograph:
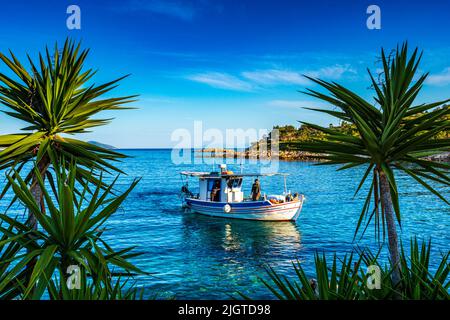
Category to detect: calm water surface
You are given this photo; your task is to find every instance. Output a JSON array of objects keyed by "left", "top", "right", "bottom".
[{"left": 1, "top": 149, "right": 449, "bottom": 299}]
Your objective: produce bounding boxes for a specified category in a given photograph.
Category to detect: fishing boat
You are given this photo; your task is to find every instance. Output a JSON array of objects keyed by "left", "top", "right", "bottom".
[{"left": 180, "top": 165, "right": 304, "bottom": 221}]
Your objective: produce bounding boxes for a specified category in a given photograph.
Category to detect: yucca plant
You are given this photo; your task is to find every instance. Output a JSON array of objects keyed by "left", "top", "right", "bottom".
[
  {"left": 397, "top": 239, "right": 449, "bottom": 299},
  {"left": 259, "top": 239, "right": 449, "bottom": 300},
  {"left": 47, "top": 272, "right": 145, "bottom": 300},
  {"left": 0, "top": 38, "right": 136, "bottom": 229},
  {"left": 259, "top": 252, "right": 391, "bottom": 300},
  {"left": 0, "top": 158, "right": 144, "bottom": 299},
  {"left": 0, "top": 220, "right": 30, "bottom": 299},
  {"left": 289, "top": 43, "right": 450, "bottom": 286}
]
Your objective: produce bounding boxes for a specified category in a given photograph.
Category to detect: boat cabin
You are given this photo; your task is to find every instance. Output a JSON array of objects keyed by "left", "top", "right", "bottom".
[
  {"left": 181, "top": 164, "right": 289, "bottom": 204},
  {"left": 198, "top": 172, "right": 243, "bottom": 203}
]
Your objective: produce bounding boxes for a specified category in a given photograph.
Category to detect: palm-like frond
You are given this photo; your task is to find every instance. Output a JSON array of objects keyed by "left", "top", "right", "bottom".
[
  {"left": 0, "top": 40, "right": 135, "bottom": 133},
  {"left": 47, "top": 273, "right": 146, "bottom": 300},
  {"left": 0, "top": 219, "right": 31, "bottom": 299},
  {"left": 398, "top": 239, "right": 450, "bottom": 299},
  {"left": 0, "top": 38, "right": 136, "bottom": 206},
  {"left": 295, "top": 43, "right": 449, "bottom": 239},
  {"left": 260, "top": 253, "right": 375, "bottom": 300},
  {"left": 0, "top": 161, "right": 145, "bottom": 299},
  {"left": 257, "top": 239, "right": 449, "bottom": 300}
]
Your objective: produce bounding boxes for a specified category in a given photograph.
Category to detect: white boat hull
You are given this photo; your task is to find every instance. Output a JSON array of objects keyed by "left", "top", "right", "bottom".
[{"left": 184, "top": 196, "right": 304, "bottom": 221}]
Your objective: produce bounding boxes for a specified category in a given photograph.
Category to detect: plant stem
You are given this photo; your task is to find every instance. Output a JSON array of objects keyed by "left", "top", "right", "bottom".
[
  {"left": 379, "top": 170, "right": 401, "bottom": 293},
  {"left": 25, "top": 156, "right": 50, "bottom": 297},
  {"left": 28, "top": 157, "right": 49, "bottom": 229}
]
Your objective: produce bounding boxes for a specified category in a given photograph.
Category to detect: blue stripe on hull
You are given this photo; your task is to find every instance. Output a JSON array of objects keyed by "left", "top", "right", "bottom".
[
  {"left": 186, "top": 199, "right": 273, "bottom": 208},
  {"left": 184, "top": 197, "right": 304, "bottom": 221}
]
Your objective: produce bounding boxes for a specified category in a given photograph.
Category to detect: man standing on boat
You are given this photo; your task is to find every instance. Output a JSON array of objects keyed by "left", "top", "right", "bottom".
[
  {"left": 251, "top": 179, "right": 261, "bottom": 201},
  {"left": 211, "top": 180, "right": 221, "bottom": 202}
]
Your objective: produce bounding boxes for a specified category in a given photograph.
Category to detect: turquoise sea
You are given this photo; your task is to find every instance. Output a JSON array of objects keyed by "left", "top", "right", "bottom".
[{"left": 1, "top": 149, "right": 449, "bottom": 299}]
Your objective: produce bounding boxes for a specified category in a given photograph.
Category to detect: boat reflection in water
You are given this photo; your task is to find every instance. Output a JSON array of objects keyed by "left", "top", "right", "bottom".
[
  {"left": 181, "top": 212, "right": 303, "bottom": 261},
  {"left": 180, "top": 213, "right": 304, "bottom": 298}
]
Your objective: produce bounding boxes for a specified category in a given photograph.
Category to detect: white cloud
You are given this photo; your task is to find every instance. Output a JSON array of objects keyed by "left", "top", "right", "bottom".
[
  {"left": 187, "top": 72, "right": 253, "bottom": 91},
  {"left": 241, "top": 64, "right": 356, "bottom": 86},
  {"left": 242, "top": 69, "right": 309, "bottom": 85},
  {"left": 186, "top": 64, "right": 357, "bottom": 91},
  {"left": 426, "top": 67, "right": 450, "bottom": 86},
  {"left": 306, "top": 64, "right": 356, "bottom": 79}
]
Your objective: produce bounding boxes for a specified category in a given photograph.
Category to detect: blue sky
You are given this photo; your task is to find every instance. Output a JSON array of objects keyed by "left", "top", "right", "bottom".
[{"left": 0, "top": 0, "right": 450, "bottom": 148}]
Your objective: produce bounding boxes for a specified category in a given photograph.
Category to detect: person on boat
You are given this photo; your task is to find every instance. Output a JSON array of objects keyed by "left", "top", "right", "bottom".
[
  {"left": 211, "top": 180, "right": 221, "bottom": 202},
  {"left": 251, "top": 179, "right": 261, "bottom": 201}
]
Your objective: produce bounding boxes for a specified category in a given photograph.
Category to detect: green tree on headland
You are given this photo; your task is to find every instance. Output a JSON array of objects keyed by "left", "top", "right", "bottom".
[{"left": 274, "top": 107, "right": 449, "bottom": 146}]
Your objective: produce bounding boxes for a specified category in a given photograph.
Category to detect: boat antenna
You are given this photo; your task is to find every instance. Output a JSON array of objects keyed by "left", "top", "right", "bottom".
[{"left": 284, "top": 175, "right": 287, "bottom": 195}]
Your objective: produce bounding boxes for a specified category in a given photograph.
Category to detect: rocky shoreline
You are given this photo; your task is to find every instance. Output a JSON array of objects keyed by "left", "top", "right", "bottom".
[
  {"left": 198, "top": 149, "right": 450, "bottom": 162},
  {"left": 423, "top": 152, "right": 450, "bottom": 162},
  {"left": 197, "top": 148, "right": 323, "bottom": 161}
]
